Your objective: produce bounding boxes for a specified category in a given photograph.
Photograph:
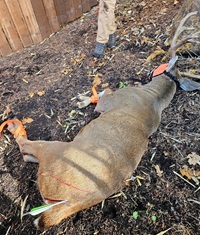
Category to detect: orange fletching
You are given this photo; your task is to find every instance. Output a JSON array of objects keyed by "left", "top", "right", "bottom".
[
  {"left": 152, "top": 63, "right": 168, "bottom": 77},
  {"left": 90, "top": 84, "right": 99, "bottom": 104},
  {"left": 0, "top": 119, "right": 27, "bottom": 137}
]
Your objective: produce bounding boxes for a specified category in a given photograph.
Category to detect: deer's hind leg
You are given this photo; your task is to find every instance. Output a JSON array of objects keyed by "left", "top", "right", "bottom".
[
  {"left": 34, "top": 196, "right": 105, "bottom": 231},
  {"left": 34, "top": 203, "right": 70, "bottom": 231},
  {"left": 34, "top": 202, "right": 88, "bottom": 231}
]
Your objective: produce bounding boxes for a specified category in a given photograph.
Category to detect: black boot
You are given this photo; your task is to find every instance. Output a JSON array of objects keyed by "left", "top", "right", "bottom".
[
  {"left": 93, "top": 42, "right": 106, "bottom": 58},
  {"left": 107, "top": 33, "right": 116, "bottom": 48}
]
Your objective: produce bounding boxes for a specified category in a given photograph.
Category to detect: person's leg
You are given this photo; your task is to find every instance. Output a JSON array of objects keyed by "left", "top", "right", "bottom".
[
  {"left": 97, "top": 0, "right": 116, "bottom": 43},
  {"left": 93, "top": 0, "right": 116, "bottom": 58}
]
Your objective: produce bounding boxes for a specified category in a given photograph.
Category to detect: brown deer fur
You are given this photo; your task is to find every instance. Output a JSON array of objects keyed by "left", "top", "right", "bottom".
[{"left": 7, "top": 75, "right": 176, "bottom": 230}]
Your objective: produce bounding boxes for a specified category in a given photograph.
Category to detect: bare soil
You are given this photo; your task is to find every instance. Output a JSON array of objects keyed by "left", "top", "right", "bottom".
[{"left": 0, "top": 0, "right": 199, "bottom": 234}]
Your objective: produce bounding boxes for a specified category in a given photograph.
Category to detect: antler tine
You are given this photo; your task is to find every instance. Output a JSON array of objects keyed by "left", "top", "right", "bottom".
[{"left": 169, "top": 11, "right": 198, "bottom": 59}]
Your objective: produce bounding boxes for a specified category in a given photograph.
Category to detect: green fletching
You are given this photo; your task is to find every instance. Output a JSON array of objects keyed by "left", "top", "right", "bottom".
[{"left": 23, "top": 200, "right": 68, "bottom": 217}]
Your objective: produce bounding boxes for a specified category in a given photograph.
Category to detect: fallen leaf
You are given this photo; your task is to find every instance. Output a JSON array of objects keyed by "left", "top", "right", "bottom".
[
  {"left": 180, "top": 166, "right": 193, "bottom": 180},
  {"left": 76, "top": 53, "right": 86, "bottom": 63},
  {"left": 22, "top": 118, "right": 33, "bottom": 124},
  {"left": 37, "top": 91, "right": 45, "bottom": 96},
  {"left": 102, "top": 83, "right": 109, "bottom": 88},
  {"left": 71, "top": 54, "right": 86, "bottom": 65},
  {"left": 155, "top": 165, "right": 163, "bottom": 177},
  {"left": 187, "top": 152, "right": 200, "bottom": 166},
  {"left": 147, "top": 46, "right": 166, "bottom": 62},
  {"left": 93, "top": 73, "right": 102, "bottom": 85},
  {"left": 125, "top": 180, "right": 131, "bottom": 186},
  {"left": 141, "top": 37, "right": 150, "bottom": 45},
  {"left": 98, "top": 62, "right": 105, "bottom": 67},
  {"left": 29, "top": 92, "right": 34, "bottom": 98}
]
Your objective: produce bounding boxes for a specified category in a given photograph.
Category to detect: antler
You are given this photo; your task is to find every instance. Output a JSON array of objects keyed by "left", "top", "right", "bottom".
[
  {"left": 169, "top": 11, "right": 199, "bottom": 59},
  {"left": 166, "top": 11, "right": 200, "bottom": 72}
]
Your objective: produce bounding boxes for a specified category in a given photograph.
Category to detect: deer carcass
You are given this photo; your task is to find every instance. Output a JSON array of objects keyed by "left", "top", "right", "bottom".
[{"left": 1, "top": 12, "right": 199, "bottom": 231}]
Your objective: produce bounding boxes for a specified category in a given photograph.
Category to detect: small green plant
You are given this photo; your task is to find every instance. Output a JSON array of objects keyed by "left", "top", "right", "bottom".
[
  {"left": 132, "top": 211, "right": 139, "bottom": 219},
  {"left": 119, "top": 81, "right": 128, "bottom": 88},
  {"left": 132, "top": 210, "right": 157, "bottom": 222},
  {"left": 119, "top": 81, "right": 125, "bottom": 88}
]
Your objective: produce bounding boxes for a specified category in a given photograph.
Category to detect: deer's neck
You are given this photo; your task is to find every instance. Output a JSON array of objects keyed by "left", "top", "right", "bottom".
[{"left": 144, "top": 74, "right": 177, "bottom": 113}]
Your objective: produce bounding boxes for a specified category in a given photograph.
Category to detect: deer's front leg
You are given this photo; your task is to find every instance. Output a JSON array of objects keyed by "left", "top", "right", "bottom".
[{"left": 5, "top": 120, "right": 39, "bottom": 163}]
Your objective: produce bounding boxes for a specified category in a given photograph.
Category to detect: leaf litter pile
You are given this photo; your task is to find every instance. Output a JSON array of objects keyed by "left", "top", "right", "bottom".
[{"left": 0, "top": 0, "right": 199, "bottom": 234}]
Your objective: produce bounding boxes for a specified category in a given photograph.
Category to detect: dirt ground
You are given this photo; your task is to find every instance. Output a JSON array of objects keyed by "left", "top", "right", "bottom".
[{"left": 0, "top": 0, "right": 199, "bottom": 234}]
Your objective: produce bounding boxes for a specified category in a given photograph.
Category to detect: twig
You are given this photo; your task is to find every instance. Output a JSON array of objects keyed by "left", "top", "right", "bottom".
[
  {"left": 156, "top": 227, "right": 172, "bottom": 235},
  {"left": 173, "top": 171, "right": 196, "bottom": 188},
  {"left": 195, "top": 186, "right": 200, "bottom": 193},
  {"left": 173, "top": 144, "right": 185, "bottom": 160},
  {"left": 188, "top": 198, "right": 200, "bottom": 205},
  {"left": 180, "top": 72, "right": 200, "bottom": 80},
  {"left": 160, "top": 132, "right": 184, "bottom": 143},
  {"left": 150, "top": 151, "right": 157, "bottom": 161},
  {"left": 5, "top": 226, "right": 11, "bottom": 235},
  {"left": 21, "top": 195, "right": 29, "bottom": 222},
  {"left": 113, "top": 42, "right": 124, "bottom": 51},
  {"left": 103, "top": 54, "right": 115, "bottom": 67},
  {"left": 101, "top": 200, "right": 105, "bottom": 209}
]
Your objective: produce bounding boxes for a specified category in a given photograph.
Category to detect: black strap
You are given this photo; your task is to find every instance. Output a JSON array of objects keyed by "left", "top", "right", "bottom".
[
  {"left": 163, "top": 71, "right": 179, "bottom": 87},
  {"left": 149, "top": 70, "right": 179, "bottom": 88}
]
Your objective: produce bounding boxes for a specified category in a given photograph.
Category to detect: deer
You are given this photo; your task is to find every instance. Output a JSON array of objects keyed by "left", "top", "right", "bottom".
[{"left": 0, "top": 12, "right": 199, "bottom": 231}]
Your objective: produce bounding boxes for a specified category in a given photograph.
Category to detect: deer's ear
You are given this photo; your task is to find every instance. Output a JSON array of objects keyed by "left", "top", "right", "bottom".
[{"left": 166, "top": 56, "right": 178, "bottom": 72}]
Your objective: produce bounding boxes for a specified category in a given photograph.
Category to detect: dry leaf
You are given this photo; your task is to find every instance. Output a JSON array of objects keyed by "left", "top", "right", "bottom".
[
  {"left": 37, "top": 91, "right": 45, "bottom": 96},
  {"left": 70, "top": 58, "right": 76, "bottom": 65},
  {"left": 125, "top": 180, "right": 131, "bottom": 186},
  {"left": 76, "top": 53, "right": 86, "bottom": 63},
  {"left": 98, "top": 62, "right": 105, "bottom": 67},
  {"left": 141, "top": 37, "right": 150, "bottom": 45},
  {"left": 93, "top": 73, "right": 102, "bottom": 85},
  {"left": 187, "top": 152, "right": 200, "bottom": 166},
  {"left": 102, "top": 83, "right": 109, "bottom": 88},
  {"left": 180, "top": 166, "right": 193, "bottom": 180},
  {"left": 147, "top": 46, "right": 166, "bottom": 62},
  {"left": 71, "top": 54, "right": 86, "bottom": 65},
  {"left": 22, "top": 118, "right": 33, "bottom": 124},
  {"left": 155, "top": 165, "right": 163, "bottom": 177},
  {"left": 29, "top": 92, "right": 34, "bottom": 98}
]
